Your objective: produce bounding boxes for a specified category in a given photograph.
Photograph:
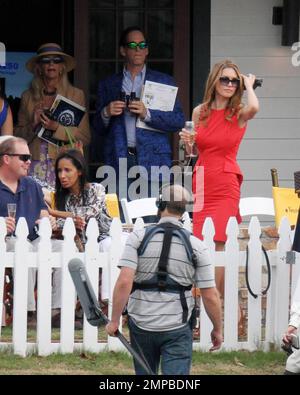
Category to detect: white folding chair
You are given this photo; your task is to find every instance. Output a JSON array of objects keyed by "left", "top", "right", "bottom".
[
  {"left": 121, "top": 197, "right": 157, "bottom": 225},
  {"left": 239, "top": 197, "right": 275, "bottom": 217},
  {"left": 121, "top": 197, "right": 192, "bottom": 230}
]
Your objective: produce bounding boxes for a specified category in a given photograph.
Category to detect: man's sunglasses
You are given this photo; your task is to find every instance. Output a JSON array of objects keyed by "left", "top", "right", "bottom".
[
  {"left": 38, "top": 56, "right": 64, "bottom": 65},
  {"left": 125, "top": 41, "right": 148, "bottom": 50},
  {"left": 219, "top": 76, "right": 240, "bottom": 88},
  {"left": 3, "top": 154, "right": 32, "bottom": 162}
]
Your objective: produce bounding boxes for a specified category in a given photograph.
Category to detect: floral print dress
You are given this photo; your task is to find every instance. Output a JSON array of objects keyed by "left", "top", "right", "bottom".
[
  {"left": 57, "top": 183, "right": 112, "bottom": 242},
  {"left": 29, "top": 141, "right": 56, "bottom": 189}
]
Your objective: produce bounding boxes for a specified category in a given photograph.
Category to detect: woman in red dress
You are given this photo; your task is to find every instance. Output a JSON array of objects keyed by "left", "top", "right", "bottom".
[{"left": 180, "top": 60, "right": 259, "bottom": 332}]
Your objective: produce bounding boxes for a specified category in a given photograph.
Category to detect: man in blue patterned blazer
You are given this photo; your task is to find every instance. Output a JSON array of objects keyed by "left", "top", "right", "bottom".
[{"left": 94, "top": 26, "right": 185, "bottom": 201}]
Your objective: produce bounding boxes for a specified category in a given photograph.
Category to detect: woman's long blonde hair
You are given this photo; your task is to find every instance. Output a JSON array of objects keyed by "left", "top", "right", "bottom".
[
  {"left": 199, "top": 59, "right": 244, "bottom": 125},
  {"left": 29, "top": 62, "right": 72, "bottom": 103}
]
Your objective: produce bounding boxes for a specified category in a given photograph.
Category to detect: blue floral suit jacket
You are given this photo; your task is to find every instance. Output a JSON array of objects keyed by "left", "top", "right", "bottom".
[{"left": 93, "top": 68, "right": 185, "bottom": 176}]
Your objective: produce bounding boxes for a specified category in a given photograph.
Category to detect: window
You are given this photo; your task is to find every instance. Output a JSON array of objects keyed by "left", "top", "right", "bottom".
[
  {"left": 88, "top": 0, "right": 175, "bottom": 110},
  {"left": 74, "top": 0, "right": 190, "bottom": 170}
]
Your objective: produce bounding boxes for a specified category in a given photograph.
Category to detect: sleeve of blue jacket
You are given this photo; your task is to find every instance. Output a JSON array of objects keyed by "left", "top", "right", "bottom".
[
  {"left": 93, "top": 70, "right": 185, "bottom": 136},
  {"left": 144, "top": 74, "right": 185, "bottom": 133}
]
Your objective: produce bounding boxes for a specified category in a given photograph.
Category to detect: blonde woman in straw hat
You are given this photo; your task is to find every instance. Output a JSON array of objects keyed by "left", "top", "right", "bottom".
[{"left": 15, "top": 43, "right": 90, "bottom": 187}]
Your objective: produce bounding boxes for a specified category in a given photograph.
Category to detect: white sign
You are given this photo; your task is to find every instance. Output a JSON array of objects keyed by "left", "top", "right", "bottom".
[
  {"left": 136, "top": 80, "right": 178, "bottom": 132},
  {"left": 0, "top": 52, "right": 35, "bottom": 98}
]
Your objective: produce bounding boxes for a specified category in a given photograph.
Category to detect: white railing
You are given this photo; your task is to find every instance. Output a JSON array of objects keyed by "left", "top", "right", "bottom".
[{"left": 0, "top": 215, "right": 299, "bottom": 356}]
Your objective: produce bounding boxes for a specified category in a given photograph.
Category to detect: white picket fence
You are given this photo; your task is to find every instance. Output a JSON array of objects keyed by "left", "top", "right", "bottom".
[{"left": 0, "top": 215, "right": 299, "bottom": 357}]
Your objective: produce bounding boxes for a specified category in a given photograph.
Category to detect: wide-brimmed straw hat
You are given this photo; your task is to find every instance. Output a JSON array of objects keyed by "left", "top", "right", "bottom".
[{"left": 26, "top": 43, "right": 76, "bottom": 73}]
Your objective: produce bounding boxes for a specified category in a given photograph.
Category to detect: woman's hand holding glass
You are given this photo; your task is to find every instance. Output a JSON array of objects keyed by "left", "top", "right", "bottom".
[
  {"left": 74, "top": 206, "right": 89, "bottom": 243},
  {"left": 179, "top": 121, "right": 197, "bottom": 158},
  {"left": 74, "top": 214, "right": 86, "bottom": 231}
]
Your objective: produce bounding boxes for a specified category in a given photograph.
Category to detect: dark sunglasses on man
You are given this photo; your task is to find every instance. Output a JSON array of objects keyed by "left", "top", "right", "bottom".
[
  {"left": 38, "top": 56, "right": 64, "bottom": 65},
  {"left": 125, "top": 41, "right": 148, "bottom": 50},
  {"left": 1, "top": 154, "right": 32, "bottom": 162}
]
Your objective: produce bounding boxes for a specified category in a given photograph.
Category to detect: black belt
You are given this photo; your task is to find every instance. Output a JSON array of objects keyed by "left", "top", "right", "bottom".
[{"left": 127, "top": 147, "right": 137, "bottom": 155}]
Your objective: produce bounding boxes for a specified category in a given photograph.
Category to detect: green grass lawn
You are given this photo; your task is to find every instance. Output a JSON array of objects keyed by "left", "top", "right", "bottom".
[
  {"left": 0, "top": 324, "right": 287, "bottom": 375},
  {"left": 0, "top": 347, "right": 286, "bottom": 375}
]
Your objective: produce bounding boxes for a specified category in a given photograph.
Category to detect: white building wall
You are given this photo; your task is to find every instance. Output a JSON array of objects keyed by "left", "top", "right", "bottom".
[{"left": 211, "top": 0, "right": 300, "bottom": 198}]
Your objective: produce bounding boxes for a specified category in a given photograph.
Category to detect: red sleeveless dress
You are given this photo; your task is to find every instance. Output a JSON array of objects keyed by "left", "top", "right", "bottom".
[{"left": 192, "top": 109, "right": 247, "bottom": 242}]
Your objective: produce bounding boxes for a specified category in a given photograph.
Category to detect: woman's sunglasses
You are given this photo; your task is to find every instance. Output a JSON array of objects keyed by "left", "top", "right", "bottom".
[
  {"left": 125, "top": 41, "right": 148, "bottom": 50},
  {"left": 39, "top": 56, "right": 64, "bottom": 65},
  {"left": 219, "top": 76, "right": 240, "bottom": 88}
]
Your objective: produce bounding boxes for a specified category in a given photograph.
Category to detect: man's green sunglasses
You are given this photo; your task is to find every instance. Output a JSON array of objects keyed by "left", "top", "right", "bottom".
[{"left": 125, "top": 41, "right": 148, "bottom": 50}]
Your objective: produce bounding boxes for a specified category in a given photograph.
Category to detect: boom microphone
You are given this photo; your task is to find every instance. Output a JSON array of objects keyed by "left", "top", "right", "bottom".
[
  {"left": 68, "top": 258, "right": 155, "bottom": 375},
  {"left": 68, "top": 258, "right": 107, "bottom": 326}
]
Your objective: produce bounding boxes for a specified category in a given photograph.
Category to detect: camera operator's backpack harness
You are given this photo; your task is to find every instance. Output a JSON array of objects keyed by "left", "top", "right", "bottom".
[{"left": 132, "top": 222, "right": 197, "bottom": 323}]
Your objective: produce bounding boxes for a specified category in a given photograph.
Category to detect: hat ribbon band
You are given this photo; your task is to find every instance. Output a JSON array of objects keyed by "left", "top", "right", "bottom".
[{"left": 37, "top": 46, "right": 64, "bottom": 55}]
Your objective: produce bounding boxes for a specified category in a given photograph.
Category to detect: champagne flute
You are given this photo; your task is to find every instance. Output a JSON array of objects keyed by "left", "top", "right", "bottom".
[
  {"left": 75, "top": 206, "right": 89, "bottom": 243},
  {"left": 184, "top": 121, "right": 197, "bottom": 158},
  {"left": 7, "top": 203, "right": 17, "bottom": 237},
  {"left": 7, "top": 203, "right": 17, "bottom": 219}
]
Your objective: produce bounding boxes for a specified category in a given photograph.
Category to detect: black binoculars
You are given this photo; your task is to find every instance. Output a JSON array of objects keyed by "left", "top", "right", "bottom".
[
  {"left": 119, "top": 91, "right": 139, "bottom": 106},
  {"left": 243, "top": 78, "right": 263, "bottom": 90},
  {"left": 43, "top": 109, "right": 53, "bottom": 119}
]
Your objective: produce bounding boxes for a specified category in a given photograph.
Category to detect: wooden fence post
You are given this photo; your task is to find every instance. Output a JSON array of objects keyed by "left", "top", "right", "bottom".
[
  {"left": 60, "top": 218, "right": 77, "bottom": 353},
  {"left": 84, "top": 218, "right": 100, "bottom": 352},
  {"left": 13, "top": 218, "right": 30, "bottom": 357},
  {"left": 224, "top": 217, "right": 239, "bottom": 350},
  {"left": 247, "top": 216, "right": 263, "bottom": 350},
  {"left": 37, "top": 217, "right": 52, "bottom": 356},
  {"left": 274, "top": 217, "right": 292, "bottom": 346},
  {"left": 199, "top": 217, "right": 215, "bottom": 350},
  {"left": 107, "top": 218, "right": 124, "bottom": 352}
]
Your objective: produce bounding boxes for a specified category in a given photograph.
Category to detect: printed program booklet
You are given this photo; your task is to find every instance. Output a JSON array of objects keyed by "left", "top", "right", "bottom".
[
  {"left": 37, "top": 94, "right": 86, "bottom": 146},
  {"left": 136, "top": 80, "right": 178, "bottom": 132}
]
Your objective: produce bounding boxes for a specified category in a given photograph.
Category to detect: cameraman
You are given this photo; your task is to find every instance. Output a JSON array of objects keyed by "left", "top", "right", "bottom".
[
  {"left": 282, "top": 271, "right": 300, "bottom": 375},
  {"left": 106, "top": 184, "right": 222, "bottom": 375}
]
